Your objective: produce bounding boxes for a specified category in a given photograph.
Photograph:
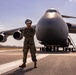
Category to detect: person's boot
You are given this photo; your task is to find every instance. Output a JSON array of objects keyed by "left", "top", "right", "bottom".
[
  {"left": 34, "top": 62, "right": 37, "bottom": 68},
  {"left": 19, "top": 63, "right": 26, "bottom": 68}
]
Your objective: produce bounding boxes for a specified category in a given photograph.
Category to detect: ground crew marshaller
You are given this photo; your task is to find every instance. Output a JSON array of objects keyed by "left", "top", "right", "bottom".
[{"left": 19, "top": 19, "right": 37, "bottom": 68}]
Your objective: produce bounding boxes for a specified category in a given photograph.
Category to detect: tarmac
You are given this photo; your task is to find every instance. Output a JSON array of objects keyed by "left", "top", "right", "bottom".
[{"left": 0, "top": 49, "right": 76, "bottom": 75}]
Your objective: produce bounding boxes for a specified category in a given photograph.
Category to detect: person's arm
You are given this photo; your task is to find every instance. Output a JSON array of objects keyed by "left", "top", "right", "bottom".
[
  {"left": 23, "top": 29, "right": 26, "bottom": 36},
  {"left": 29, "top": 29, "right": 35, "bottom": 37}
]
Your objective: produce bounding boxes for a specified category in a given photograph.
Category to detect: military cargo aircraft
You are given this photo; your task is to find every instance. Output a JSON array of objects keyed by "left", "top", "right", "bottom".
[{"left": 0, "top": 8, "right": 76, "bottom": 52}]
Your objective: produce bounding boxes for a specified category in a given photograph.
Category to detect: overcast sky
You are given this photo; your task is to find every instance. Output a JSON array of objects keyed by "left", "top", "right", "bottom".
[{"left": 0, "top": 0, "right": 76, "bottom": 47}]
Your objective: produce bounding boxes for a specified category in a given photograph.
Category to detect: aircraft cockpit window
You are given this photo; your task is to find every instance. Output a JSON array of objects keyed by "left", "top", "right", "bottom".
[{"left": 46, "top": 9, "right": 60, "bottom": 14}]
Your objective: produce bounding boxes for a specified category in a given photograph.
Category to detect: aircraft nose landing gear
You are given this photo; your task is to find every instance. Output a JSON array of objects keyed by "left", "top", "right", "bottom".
[{"left": 39, "top": 35, "right": 76, "bottom": 52}]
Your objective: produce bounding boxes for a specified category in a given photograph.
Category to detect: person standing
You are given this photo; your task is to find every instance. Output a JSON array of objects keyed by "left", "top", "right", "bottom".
[{"left": 19, "top": 19, "right": 37, "bottom": 68}]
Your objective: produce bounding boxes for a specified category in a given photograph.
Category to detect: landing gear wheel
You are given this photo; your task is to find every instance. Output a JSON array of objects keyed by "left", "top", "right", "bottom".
[{"left": 57, "top": 46, "right": 59, "bottom": 52}]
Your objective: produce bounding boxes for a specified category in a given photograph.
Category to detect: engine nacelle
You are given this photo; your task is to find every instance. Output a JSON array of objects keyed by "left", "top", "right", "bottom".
[
  {"left": 0, "top": 34, "right": 7, "bottom": 42},
  {"left": 13, "top": 30, "right": 23, "bottom": 40}
]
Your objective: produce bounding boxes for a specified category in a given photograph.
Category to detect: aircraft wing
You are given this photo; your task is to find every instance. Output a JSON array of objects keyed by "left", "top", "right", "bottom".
[
  {"left": 0, "top": 27, "right": 25, "bottom": 35},
  {"left": 0, "top": 25, "right": 36, "bottom": 42},
  {"left": 0, "top": 25, "right": 36, "bottom": 35},
  {"left": 67, "top": 22, "right": 76, "bottom": 33},
  {"left": 62, "top": 15, "right": 76, "bottom": 18},
  {"left": 61, "top": 15, "right": 76, "bottom": 33}
]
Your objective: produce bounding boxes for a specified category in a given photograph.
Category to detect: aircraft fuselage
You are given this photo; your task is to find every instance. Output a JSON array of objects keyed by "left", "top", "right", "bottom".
[{"left": 36, "top": 9, "right": 69, "bottom": 46}]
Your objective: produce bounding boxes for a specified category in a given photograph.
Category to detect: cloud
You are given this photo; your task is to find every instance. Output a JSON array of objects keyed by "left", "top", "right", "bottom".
[
  {"left": 0, "top": 27, "right": 5, "bottom": 29},
  {"left": 0, "top": 23, "right": 6, "bottom": 31},
  {"left": 0, "top": 23, "right": 13, "bottom": 31},
  {"left": 68, "top": 0, "right": 76, "bottom": 2},
  {"left": 0, "top": 26, "right": 7, "bottom": 31}
]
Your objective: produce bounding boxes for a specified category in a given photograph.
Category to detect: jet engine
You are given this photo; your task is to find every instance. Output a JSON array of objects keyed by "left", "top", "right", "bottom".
[
  {"left": 0, "top": 34, "right": 7, "bottom": 42},
  {"left": 13, "top": 30, "right": 23, "bottom": 40}
]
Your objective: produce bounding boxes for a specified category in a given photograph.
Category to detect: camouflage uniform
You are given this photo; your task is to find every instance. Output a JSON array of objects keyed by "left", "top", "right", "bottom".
[{"left": 23, "top": 27, "right": 37, "bottom": 63}]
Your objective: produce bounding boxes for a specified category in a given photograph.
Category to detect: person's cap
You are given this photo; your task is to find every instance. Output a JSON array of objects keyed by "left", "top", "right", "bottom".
[{"left": 25, "top": 19, "right": 32, "bottom": 24}]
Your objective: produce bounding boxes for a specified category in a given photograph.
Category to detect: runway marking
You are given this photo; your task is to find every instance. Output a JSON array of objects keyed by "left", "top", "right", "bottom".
[{"left": 0, "top": 54, "right": 50, "bottom": 74}]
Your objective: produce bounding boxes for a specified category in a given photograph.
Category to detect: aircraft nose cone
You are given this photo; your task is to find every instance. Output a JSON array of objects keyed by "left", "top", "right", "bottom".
[
  {"left": 38, "top": 13, "right": 60, "bottom": 27},
  {"left": 44, "top": 13, "right": 56, "bottom": 19}
]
